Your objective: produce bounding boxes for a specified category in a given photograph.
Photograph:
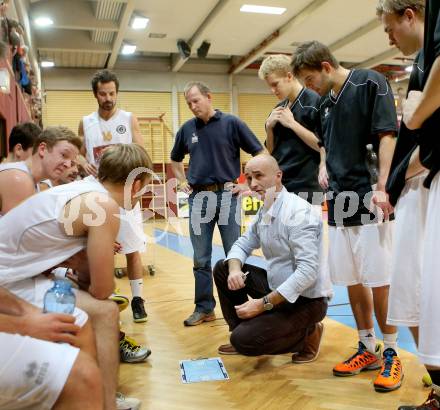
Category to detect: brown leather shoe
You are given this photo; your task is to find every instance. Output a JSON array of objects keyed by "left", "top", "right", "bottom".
[
  {"left": 218, "top": 343, "right": 238, "bottom": 355},
  {"left": 292, "top": 322, "right": 324, "bottom": 364}
]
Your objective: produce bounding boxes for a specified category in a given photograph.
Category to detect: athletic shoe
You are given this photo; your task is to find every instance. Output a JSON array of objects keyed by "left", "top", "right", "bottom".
[
  {"left": 373, "top": 348, "right": 403, "bottom": 392},
  {"left": 116, "top": 392, "right": 141, "bottom": 410},
  {"left": 183, "top": 311, "right": 216, "bottom": 326},
  {"left": 398, "top": 389, "right": 440, "bottom": 409},
  {"left": 218, "top": 343, "right": 238, "bottom": 355},
  {"left": 110, "top": 292, "right": 130, "bottom": 312},
  {"left": 131, "top": 296, "right": 148, "bottom": 323},
  {"left": 114, "top": 268, "right": 127, "bottom": 278},
  {"left": 423, "top": 374, "right": 433, "bottom": 387},
  {"left": 333, "top": 341, "right": 382, "bottom": 376},
  {"left": 119, "top": 335, "right": 151, "bottom": 363}
]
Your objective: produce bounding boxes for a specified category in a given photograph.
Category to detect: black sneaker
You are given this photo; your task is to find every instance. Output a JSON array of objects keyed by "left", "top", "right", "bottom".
[{"left": 131, "top": 297, "right": 148, "bottom": 323}]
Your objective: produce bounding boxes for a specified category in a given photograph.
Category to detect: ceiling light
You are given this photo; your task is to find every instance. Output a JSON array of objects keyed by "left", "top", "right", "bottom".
[
  {"left": 149, "top": 33, "right": 166, "bottom": 39},
  {"left": 41, "top": 61, "right": 55, "bottom": 68},
  {"left": 121, "top": 44, "right": 136, "bottom": 55},
  {"left": 240, "top": 4, "right": 286, "bottom": 15},
  {"left": 405, "top": 65, "right": 413, "bottom": 73},
  {"left": 34, "top": 17, "right": 54, "bottom": 27},
  {"left": 131, "top": 16, "right": 149, "bottom": 30}
]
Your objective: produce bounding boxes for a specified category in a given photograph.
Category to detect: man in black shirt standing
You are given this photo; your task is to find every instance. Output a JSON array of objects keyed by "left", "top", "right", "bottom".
[
  {"left": 171, "top": 81, "right": 263, "bottom": 327},
  {"left": 377, "top": 0, "right": 427, "bottom": 378},
  {"left": 399, "top": 1, "right": 440, "bottom": 408},
  {"left": 258, "top": 54, "right": 323, "bottom": 204},
  {"left": 292, "top": 41, "right": 402, "bottom": 392}
]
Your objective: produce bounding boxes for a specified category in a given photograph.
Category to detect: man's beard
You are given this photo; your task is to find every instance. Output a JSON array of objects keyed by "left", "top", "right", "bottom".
[{"left": 100, "top": 101, "right": 115, "bottom": 111}]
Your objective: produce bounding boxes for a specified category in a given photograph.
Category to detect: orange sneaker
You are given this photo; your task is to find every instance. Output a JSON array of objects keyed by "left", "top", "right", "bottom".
[
  {"left": 374, "top": 348, "right": 403, "bottom": 392},
  {"left": 333, "top": 341, "right": 382, "bottom": 376}
]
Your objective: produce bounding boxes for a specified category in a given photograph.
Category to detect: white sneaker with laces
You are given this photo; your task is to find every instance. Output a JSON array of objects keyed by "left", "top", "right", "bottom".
[{"left": 116, "top": 392, "right": 141, "bottom": 410}]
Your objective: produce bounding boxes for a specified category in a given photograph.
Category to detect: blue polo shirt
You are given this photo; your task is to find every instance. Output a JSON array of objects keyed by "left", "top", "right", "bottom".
[{"left": 171, "top": 110, "right": 263, "bottom": 185}]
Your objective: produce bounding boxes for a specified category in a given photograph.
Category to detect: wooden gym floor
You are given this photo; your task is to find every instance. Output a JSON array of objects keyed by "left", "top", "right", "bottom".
[{"left": 115, "top": 219, "right": 428, "bottom": 410}]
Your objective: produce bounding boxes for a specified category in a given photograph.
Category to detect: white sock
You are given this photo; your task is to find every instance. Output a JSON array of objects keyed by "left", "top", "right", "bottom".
[
  {"left": 359, "top": 328, "right": 376, "bottom": 353},
  {"left": 433, "top": 384, "right": 440, "bottom": 396},
  {"left": 383, "top": 333, "right": 398, "bottom": 353},
  {"left": 129, "top": 279, "right": 144, "bottom": 299}
]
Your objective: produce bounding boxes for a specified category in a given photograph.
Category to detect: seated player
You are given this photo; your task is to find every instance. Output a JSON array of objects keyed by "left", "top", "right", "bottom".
[
  {"left": 0, "top": 144, "right": 151, "bottom": 410},
  {"left": 1, "top": 122, "right": 41, "bottom": 163}
]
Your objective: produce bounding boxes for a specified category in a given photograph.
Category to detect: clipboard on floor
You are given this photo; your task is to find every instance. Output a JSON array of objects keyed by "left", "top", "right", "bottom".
[{"left": 179, "top": 357, "right": 229, "bottom": 383}]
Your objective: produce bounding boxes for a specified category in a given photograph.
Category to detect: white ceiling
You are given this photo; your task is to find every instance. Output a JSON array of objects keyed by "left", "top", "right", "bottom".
[{"left": 22, "top": 0, "right": 412, "bottom": 77}]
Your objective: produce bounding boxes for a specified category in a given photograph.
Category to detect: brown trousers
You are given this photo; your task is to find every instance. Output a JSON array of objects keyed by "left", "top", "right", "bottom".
[{"left": 213, "top": 259, "right": 327, "bottom": 356}]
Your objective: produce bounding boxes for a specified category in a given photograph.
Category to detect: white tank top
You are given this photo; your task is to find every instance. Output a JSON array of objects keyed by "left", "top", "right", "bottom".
[
  {"left": 0, "top": 161, "right": 32, "bottom": 176},
  {"left": 0, "top": 178, "right": 108, "bottom": 286},
  {"left": 40, "top": 179, "right": 53, "bottom": 189},
  {"left": 0, "top": 161, "right": 36, "bottom": 217},
  {"left": 82, "top": 109, "right": 133, "bottom": 166}
]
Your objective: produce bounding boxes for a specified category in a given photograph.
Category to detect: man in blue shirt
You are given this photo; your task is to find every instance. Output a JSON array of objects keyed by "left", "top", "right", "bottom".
[
  {"left": 213, "top": 154, "right": 332, "bottom": 359},
  {"left": 171, "top": 81, "right": 263, "bottom": 326}
]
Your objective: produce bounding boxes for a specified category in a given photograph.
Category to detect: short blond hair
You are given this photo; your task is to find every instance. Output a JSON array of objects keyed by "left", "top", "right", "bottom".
[
  {"left": 98, "top": 143, "right": 153, "bottom": 185},
  {"left": 258, "top": 54, "right": 292, "bottom": 80},
  {"left": 33, "top": 126, "right": 82, "bottom": 154}
]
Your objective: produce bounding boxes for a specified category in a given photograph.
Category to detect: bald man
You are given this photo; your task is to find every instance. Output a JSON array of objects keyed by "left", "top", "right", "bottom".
[{"left": 213, "top": 155, "right": 332, "bottom": 361}]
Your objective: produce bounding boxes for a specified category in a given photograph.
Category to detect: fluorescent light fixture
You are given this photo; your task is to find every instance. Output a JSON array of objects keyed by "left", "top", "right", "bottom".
[
  {"left": 405, "top": 65, "right": 413, "bottom": 73},
  {"left": 149, "top": 33, "right": 166, "bottom": 39},
  {"left": 34, "top": 17, "right": 54, "bottom": 27},
  {"left": 41, "top": 61, "right": 55, "bottom": 68},
  {"left": 240, "top": 4, "right": 286, "bottom": 15},
  {"left": 121, "top": 44, "right": 136, "bottom": 55},
  {"left": 131, "top": 16, "right": 149, "bottom": 30}
]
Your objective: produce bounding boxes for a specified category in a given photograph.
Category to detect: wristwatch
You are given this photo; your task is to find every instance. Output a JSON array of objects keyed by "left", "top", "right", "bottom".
[{"left": 263, "top": 295, "right": 274, "bottom": 311}]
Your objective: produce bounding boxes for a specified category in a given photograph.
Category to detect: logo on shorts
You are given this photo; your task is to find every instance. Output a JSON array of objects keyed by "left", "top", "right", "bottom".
[
  {"left": 116, "top": 125, "right": 127, "bottom": 134},
  {"left": 25, "top": 362, "right": 38, "bottom": 379},
  {"left": 24, "top": 362, "right": 49, "bottom": 385},
  {"left": 192, "top": 133, "right": 198, "bottom": 144}
]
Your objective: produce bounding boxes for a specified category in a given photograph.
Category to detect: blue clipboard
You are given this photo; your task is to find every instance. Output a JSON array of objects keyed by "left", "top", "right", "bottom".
[{"left": 179, "top": 357, "right": 229, "bottom": 383}]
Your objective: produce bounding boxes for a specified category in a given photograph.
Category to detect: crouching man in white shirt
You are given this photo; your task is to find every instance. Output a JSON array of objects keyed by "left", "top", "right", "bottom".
[{"left": 214, "top": 154, "right": 332, "bottom": 362}]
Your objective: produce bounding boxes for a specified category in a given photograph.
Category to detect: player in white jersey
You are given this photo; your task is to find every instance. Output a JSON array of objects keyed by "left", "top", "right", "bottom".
[
  {"left": 78, "top": 69, "right": 148, "bottom": 323},
  {"left": 399, "top": 0, "right": 440, "bottom": 407},
  {"left": 1, "top": 122, "right": 41, "bottom": 163},
  {"left": 0, "top": 143, "right": 151, "bottom": 410},
  {"left": 0, "top": 126, "right": 81, "bottom": 215},
  {"left": 39, "top": 156, "right": 151, "bottom": 365},
  {"left": 0, "top": 286, "right": 103, "bottom": 410}
]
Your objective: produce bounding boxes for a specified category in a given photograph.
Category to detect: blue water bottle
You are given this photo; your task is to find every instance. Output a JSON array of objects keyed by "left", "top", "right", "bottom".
[{"left": 43, "top": 279, "right": 76, "bottom": 314}]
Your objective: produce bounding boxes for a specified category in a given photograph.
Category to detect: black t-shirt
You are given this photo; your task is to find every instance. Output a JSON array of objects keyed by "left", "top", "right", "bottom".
[
  {"left": 317, "top": 69, "right": 398, "bottom": 226},
  {"left": 386, "top": 51, "right": 424, "bottom": 206},
  {"left": 170, "top": 110, "right": 263, "bottom": 185},
  {"left": 267, "top": 88, "right": 322, "bottom": 204},
  {"left": 419, "top": 0, "right": 440, "bottom": 186}
]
